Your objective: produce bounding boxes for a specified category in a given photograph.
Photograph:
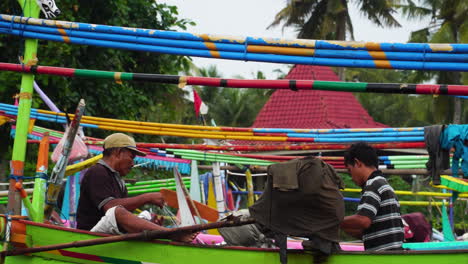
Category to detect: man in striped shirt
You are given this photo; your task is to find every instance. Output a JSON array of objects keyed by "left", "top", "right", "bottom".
[{"left": 340, "top": 142, "right": 404, "bottom": 251}]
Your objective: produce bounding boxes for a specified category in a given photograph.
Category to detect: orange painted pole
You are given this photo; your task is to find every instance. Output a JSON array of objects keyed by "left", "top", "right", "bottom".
[{"left": 32, "top": 132, "right": 50, "bottom": 222}]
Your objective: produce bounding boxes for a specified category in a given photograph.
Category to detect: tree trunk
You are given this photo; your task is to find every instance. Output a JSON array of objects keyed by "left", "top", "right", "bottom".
[
  {"left": 0, "top": 127, "right": 11, "bottom": 191},
  {"left": 336, "top": 1, "right": 347, "bottom": 80},
  {"left": 453, "top": 97, "right": 461, "bottom": 124}
]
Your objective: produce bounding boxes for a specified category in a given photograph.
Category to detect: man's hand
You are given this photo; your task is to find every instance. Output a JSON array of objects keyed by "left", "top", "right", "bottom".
[
  {"left": 143, "top": 192, "right": 165, "bottom": 208},
  {"left": 151, "top": 214, "right": 165, "bottom": 226},
  {"left": 341, "top": 214, "right": 371, "bottom": 239},
  {"left": 103, "top": 192, "right": 166, "bottom": 213}
]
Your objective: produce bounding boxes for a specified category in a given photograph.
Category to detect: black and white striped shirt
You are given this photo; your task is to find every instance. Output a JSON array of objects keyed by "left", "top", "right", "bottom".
[{"left": 357, "top": 170, "right": 404, "bottom": 251}]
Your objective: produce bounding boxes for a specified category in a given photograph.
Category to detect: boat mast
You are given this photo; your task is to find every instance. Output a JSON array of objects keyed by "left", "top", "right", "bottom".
[{"left": 7, "top": 0, "right": 41, "bottom": 215}]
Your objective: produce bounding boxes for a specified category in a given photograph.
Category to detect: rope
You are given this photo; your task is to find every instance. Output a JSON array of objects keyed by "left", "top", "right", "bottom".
[{"left": 8, "top": 174, "right": 48, "bottom": 181}]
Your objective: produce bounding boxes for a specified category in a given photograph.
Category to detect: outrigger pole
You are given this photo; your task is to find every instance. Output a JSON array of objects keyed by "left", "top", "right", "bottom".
[
  {"left": 7, "top": 0, "right": 41, "bottom": 215},
  {"left": 1, "top": 62, "right": 467, "bottom": 95}
]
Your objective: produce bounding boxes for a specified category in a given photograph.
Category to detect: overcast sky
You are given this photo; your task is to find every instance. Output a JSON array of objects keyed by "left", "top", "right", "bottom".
[{"left": 161, "top": 0, "right": 430, "bottom": 79}]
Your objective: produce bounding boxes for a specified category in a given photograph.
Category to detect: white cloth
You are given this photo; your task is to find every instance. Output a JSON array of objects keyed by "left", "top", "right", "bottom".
[
  {"left": 137, "top": 210, "right": 152, "bottom": 221},
  {"left": 91, "top": 206, "right": 123, "bottom": 235}
]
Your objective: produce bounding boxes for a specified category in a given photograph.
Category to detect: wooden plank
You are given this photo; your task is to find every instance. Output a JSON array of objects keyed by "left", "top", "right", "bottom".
[{"left": 160, "top": 189, "right": 218, "bottom": 222}]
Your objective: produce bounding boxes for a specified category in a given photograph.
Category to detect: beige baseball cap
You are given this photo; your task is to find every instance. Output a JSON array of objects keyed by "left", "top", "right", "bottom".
[{"left": 103, "top": 133, "right": 146, "bottom": 156}]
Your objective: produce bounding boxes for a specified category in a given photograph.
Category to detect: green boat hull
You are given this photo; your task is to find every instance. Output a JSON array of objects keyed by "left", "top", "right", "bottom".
[{"left": 4, "top": 220, "right": 467, "bottom": 264}]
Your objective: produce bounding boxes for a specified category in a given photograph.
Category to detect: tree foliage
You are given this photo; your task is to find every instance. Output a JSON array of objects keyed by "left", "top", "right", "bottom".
[
  {"left": 185, "top": 65, "right": 273, "bottom": 127},
  {"left": 343, "top": 68, "right": 464, "bottom": 127},
  {"left": 268, "top": 0, "right": 401, "bottom": 40},
  {"left": 398, "top": 0, "right": 468, "bottom": 124},
  {"left": 0, "top": 0, "right": 195, "bottom": 178},
  {"left": 0, "top": 0, "right": 194, "bottom": 137}
]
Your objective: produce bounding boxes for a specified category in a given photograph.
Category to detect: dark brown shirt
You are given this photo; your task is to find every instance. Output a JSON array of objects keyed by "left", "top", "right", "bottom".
[{"left": 76, "top": 160, "right": 127, "bottom": 230}]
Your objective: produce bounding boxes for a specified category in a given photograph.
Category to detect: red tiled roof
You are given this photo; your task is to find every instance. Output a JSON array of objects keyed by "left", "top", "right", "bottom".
[{"left": 252, "top": 65, "right": 387, "bottom": 129}]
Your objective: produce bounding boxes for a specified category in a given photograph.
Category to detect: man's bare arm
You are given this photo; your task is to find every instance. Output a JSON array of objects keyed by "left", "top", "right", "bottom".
[
  {"left": 103, "top": 193, "right": 164, "bottom": 212},
  {"left": 340, "top": 214, "right": 371, "bottom": 239}
]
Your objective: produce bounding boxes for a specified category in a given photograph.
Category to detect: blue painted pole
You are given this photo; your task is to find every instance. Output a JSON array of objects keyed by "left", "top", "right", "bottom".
[
  {"left": 1, "top": 21, "right": 467, "bottom": 63},
  {"left": 2, "top": 14, "right": 468, "bottom": 53},
  {"left": 0, "top": 28, "right": 467, "bottom": 71}
]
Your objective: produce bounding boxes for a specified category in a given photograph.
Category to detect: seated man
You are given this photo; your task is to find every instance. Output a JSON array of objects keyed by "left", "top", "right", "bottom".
[
  {"left": 340, "top": 142, "right": 404, "bottom": 251},
  {"left": 76, "top": 133, "right": 193, "bottom": 242}
]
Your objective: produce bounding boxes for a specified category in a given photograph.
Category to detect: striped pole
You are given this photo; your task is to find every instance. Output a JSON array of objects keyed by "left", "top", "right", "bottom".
[
  {"left": 2, "top": 14, "right": 468, "bottom": 53},
  {"left": 25, "top": 124, "right": 427, "bottom": 152},
  {"left": 1, "top": 108, "right": 425, "bottom": 143},
  {"left": 1, "top": 62, "right": 466, "bottom": 95},
  {"left": 31, "top": 132, "right": 49, "bottom": 222},
  {"left": 1, "top": 101, "right": 426, "bottom": 134},
  {"left": 0, "top": 23, "right": 467, "bottom": 71},
  {"left": 1, "top": 21, "right": 467, "bottom": 63}
]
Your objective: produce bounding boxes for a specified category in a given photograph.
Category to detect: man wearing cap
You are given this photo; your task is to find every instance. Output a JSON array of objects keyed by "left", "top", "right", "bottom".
[{"left": 77, "top": 133, "right": 193, "bottom": 242}]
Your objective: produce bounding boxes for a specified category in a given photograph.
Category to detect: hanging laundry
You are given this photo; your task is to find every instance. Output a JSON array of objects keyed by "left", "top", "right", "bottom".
[{"left": 440, "top": 125, "right": 468, "bottom": 179}]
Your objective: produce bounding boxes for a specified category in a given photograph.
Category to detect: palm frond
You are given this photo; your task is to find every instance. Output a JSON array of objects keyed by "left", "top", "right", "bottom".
[
  {"left": 431, "top": 21, "right": 456, "bottom": 43},
  {"left": 408, "top": 27, "right": 431, "bottom": 42},
  {"left": 345, "top": 12, "right": 355, "bottom": 40},
  {"left": 396, "top": 0, "right": 433, "bottom": 20},
  {"left": 358, "top": 0, "right": 401, "bottom": 28},
  {"left": 298, "top": 0, "right": 328, "bottom": 38},
  {"left": 267, "top": 5, "right": 293, "bottom": 29}
]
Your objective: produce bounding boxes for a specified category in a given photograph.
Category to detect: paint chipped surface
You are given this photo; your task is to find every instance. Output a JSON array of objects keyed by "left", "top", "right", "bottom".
[
  {"left": 327, "top": 41, "right": 368, "bottom": 49},
  {"left": 260, "top": 37, "right": 316, "bottom": 48},
  {"left": 196, "top": 34, "right": 245, "bottom": 43},
  {"left": 122, "top": 27, "right": 138, "bottom": 32},
  {"left": 429, "top": 44, "right": 453, "bottom": 52}
]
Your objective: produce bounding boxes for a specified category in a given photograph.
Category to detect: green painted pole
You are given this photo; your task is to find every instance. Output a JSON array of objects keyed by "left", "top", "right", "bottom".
[
  {"left": 7, "top": 0, "right": 41, "bottom": 215},
  {"left": 31, "top": 133, "right": 50, "bottom": 222},
  {"left": 15, "top": 182, "right": 38, "bottom": 221}
]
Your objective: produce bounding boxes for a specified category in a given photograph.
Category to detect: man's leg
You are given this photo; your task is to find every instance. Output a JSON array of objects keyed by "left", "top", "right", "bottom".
[
  {"left": 114, "top": 206, "right": 168, "bottom": 233},
  {"left": 93, "top": 206, "right": 198, "bottom": 242}
]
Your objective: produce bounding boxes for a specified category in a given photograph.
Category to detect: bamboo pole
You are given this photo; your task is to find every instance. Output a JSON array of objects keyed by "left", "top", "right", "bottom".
[
  {"left": 7, "top": 0, "right": 41, "bottom": 215},
  {"left": 1, "top": 22, "right": 467, "bottom": 63},
  {"left": 2, "top": 14, "right": 467, "bottom": 53},
  {"left": 212, "top": 162, "right": 225, "bottom": 218},
  {"left": 174, "top": 168, "right": 202, "bottom": 223},
  {"left": 197, "top": 165, "right": 461, "bottom": 177},
  {"left": 31, "top": 132, "right": 49, "bottom": 223},
  {"left": 44, "top": 100, "right": 85, "bottom": 220},
  {"left": 14, "top": 182, "right": 37, "bottom": 221},
  {"left": 1, "top": 102, "right": 426, "bottom": 134},
  {"left": 245, "top": 169, "right": 254, "bottom": 206},
  {"left": 3, "top": 218, "right": 256, "bottom": 256},
  {"left": 1, "top": 63, "right": 468, "bottom": 95},
  {"left": 1, "top": 27, "right": 467, "bottom": 71},
  {"left": 2, "top": 107, "right": 425, "bottom": 142}
]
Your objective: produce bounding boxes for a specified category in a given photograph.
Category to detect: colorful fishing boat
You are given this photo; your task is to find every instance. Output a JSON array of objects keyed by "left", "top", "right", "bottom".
[
  {"left": 1, "top": 1, "right": 467, "bottom": 264},
  {"left": 1, "top": 217, "right": 467, "bottom": 264}
]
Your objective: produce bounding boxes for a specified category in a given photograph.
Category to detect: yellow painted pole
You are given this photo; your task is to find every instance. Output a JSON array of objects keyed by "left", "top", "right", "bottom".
[
  {"left": 245, "top": 169, "right": 254, "bottom": 206},
  {"left": 342, "top": 188, "right": 467, "bottom": 198}
]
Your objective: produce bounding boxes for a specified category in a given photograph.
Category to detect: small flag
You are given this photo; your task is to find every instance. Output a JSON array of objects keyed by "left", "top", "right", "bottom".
[{"left": 193, "top": 90, "right": 208, "bottom": 117}]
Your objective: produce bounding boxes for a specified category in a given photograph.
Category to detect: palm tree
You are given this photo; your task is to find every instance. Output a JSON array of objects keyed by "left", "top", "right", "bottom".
[
  {"left": 185, "top": 65, "right": 271, "bottom": 127},
  {"left": 269, "top": 0, "right": 401, "bottom": 40},
  {"left": 269, "top": 0, "right": 402, "bottom": 79},
  {"left": 399, "top": 0, "right": 468, "bottom": 124}
]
